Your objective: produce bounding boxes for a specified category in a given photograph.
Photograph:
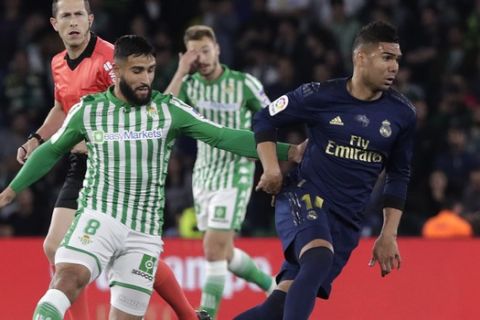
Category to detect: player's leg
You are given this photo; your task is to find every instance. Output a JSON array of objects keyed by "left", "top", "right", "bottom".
[
  {"left": 33, "top": 263, "right": 91, "bottom": 320},
  {"left": 226, "top": 186, "right": 275, "bottom": 294},
  {"left": 277, "top": 184, "right": 334, "bottom": 320},
  {"left": 109, "top": 229, "right": 163, "bottom": 320},
  {"left": 234, "top": 269, "right": 292, "bottom": 320},
  {"left": 44, "top": 153, "right": 90, "bottom": 320},
  {"left": 44, "top": 207, "right": 91, "bottom": 320},
  {"left": 43, "top": 208, "right": 76, "bottom": 264},
  {"left": 200, "top": 228, "right": 233, "bottom": 318},
  {"left": 34, "top": 209, "right": 111, "bottom": 320},
  {"left": 237, "top": 182, "right": 334, "bottom": 320},
  {"left": 153, "top": 260, "right": 200, "bottom": 320},
  {"left": 283, "top": 238, "right": 333, "bottom": 320},
  {"left": 193, "top": 188, "right": 227, "bottom": 319}
]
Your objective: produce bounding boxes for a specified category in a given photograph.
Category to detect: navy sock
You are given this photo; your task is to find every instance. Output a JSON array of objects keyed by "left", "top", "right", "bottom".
[
  {"left": 283, "top": 247, "right": 334, "bottom": 320},
  {"left": 234, "top": 289, "right": 286, "bottom": 320}
]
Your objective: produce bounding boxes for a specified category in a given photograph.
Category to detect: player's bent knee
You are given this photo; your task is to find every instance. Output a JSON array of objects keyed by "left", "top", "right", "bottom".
[
  {"left": 203, "top": 244, "right": 228, "bottom": 261},
  {"left": 51, "top": 263, "right": 91, "bottom": 296},
  {"left": 110, "top": 284, "right": 152, "bottom": 318},
  {"left": 55, "top": 246, "right": 99, "bottom": 282},
  {"left": 43, "top": 238, "right": 58, "bottom": 264},
  {"left": 299, "top": 239, "right": 333, "bottom": 258}
]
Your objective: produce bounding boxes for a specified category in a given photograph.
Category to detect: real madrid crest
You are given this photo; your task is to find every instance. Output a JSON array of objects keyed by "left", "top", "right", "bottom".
[{"left": 379, "top": 119, "right": 392, "bottom": 138}]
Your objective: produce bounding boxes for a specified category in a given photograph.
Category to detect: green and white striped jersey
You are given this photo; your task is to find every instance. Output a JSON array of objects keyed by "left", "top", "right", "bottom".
[
  {"left": 10, "top": 87, "right": 290, "bottom": 236},
  {"left": 178, "top": 65, "right": 270, "bottom": 190}
]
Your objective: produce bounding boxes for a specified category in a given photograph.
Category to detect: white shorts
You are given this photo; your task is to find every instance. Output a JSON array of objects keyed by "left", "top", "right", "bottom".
[
  {"left": 193, "top": 187, "right": 252, "bottom": 231},
  {"left": 55, "top": 209, "right": 163, "bottom": 316}
]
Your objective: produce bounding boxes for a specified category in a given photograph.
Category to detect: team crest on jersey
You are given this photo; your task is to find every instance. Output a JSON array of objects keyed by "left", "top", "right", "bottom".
[
  {"left": 379, "top": 120, "right": 392, "bottom": 138},
  {"left": 146, "top": 104, "right": 159, "bottom": 120},
  {"left": 79, "top": 234, "right": 93, "bottom": 245},
  {"left": 225, "top": 83, "right": 234, "bottom": 95},
  {"left": 269, "top": 95, "right": 289, "bottom": 116}
]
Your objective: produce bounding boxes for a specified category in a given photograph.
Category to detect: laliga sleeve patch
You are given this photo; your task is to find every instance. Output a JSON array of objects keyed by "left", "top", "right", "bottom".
[{"left": 268, "top": 95, "right": 289, "bottom": 116}]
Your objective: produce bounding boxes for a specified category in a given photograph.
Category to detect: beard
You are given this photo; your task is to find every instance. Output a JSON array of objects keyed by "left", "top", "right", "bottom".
[
  {"left": 199, "top": 60, "right": 218, "bottom": 78},
  {"left": 119, "top": 77, "right": 152, "bottom": 106}
]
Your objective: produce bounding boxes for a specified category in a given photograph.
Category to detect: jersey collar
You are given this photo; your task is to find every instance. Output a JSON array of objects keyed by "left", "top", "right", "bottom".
[
  {"left": 107, "top": 86, "right": 131, "bottom": 110},
  {"left": 64, "top": 33, "right": 97, "bottom": 70}
]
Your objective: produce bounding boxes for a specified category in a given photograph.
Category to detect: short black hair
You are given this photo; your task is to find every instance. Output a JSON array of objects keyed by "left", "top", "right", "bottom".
[
  {"left": 353, "top": 20, "right": 399, "bottom": 50},
  {"left": 114, "top": 35, "right": 156, "bottom": 61},
  {"left": 52, "top": 0, "right": 91, "bottom": 18}
]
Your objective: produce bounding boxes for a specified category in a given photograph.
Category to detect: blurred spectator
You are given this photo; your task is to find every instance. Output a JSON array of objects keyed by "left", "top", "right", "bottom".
[
  {"left": 3, "top": 50, "right": 47, "bottom": 117},
  {"left": 265, "top": 56, "right": 299, "bottom": 99},
  {"left": 404, "top": 170, "right": 452, "bottom": 235},
  {"left": 434, "top": 125, "right": 477, "bottom": 193},
  {"left": 324, "top": 0, "right": 360, "bottom": 71},
  {"left": 0, "top": 188, "right": 42, "bottom": 236},
  {"left": 202, "top": 0, "right": 239, "bottom": 65},
  {"left": 461, "top": 166, "right": 480, "bottom": 214},
  {"left": 0, "top": 0, "right": 24, "bottom": 73},
  {"left": 422, "top": 198, "right": 473, "bottom": 238}
]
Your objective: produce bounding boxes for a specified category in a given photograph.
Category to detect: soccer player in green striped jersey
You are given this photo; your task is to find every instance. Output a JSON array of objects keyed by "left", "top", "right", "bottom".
[
  {"left": 0, "top": 35, "right": 303, "bottom": 320},
  {"left": 166, "top": 25, "right": 275, "bottom": 318}
]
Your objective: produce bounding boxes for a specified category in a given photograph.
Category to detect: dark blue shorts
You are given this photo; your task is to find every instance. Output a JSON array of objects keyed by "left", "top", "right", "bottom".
[{"left": 274, "top": 179, "right": 361, "bottom": 299}]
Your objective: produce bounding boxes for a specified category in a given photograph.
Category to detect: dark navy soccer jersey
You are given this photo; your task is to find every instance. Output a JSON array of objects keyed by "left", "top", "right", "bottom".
[{"left": 254, "top": 78, "right": 416, "bottom": 228}]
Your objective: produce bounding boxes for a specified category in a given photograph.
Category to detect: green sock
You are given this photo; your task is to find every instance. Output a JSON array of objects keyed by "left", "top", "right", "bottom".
[
  {"left": 33, "top": 289, "right": 71, "bottom": 320},
  {"left": 228, "top": 248, "right": 274, "bottom": 292},
  {"left": 33, "top": 302, "right": 63, "bottom": 320},
  {"left": 200, "top": 260, "right": 227, "bottom": 319}
]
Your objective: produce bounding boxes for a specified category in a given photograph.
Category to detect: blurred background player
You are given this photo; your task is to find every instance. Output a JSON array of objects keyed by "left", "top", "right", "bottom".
[
  {"left": 166, "top": 25, "right": 276, "bottom": 318},
  {"left": 17, "top": 1, "right": 206, "bottom": 319},
  {"left": 236, "top": 21, "right": 415, "bottom": 320}
]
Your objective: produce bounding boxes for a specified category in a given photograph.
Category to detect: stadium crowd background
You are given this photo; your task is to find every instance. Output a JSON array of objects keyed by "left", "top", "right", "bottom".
[{"left": 1, "top": 0, "right": 480, "bottom": 238}]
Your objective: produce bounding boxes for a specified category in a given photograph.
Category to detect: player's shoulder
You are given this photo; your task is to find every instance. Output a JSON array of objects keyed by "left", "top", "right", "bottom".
[
  {"left": 295, "top": 78, "right": 344, "bottom": 97},
  {"left": 81, "top": 90, "right": 110, "bottom": 106},
  {"left": 164, "top": 93, "right": 194, "bottom": 110},
  {"left": 239, "top": 70, "right": 262, "bottom": 85},
  {"left": 386, "top": 88, "right": 416, "bottom": 116}
]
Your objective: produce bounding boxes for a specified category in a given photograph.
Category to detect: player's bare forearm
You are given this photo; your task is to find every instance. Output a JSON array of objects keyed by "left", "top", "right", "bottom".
[
  {"left": 256, "top": 141, "right": 283, "bottom": 194},
  {"left": 380, "top": 207, "right": 403, "bottom": 237},
  {"left": 165, "top": 71, "right": 185, "bottom": 96},
  {"left": 37, "top": 101, "right": 66, "bottom": 140}
]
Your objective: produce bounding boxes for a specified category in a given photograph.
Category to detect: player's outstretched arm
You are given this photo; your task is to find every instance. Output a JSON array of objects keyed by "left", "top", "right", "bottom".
[
  {"left": 169, "top": 97, "right": 297, "bottom": 160},
  {"left": 369, "top": 207, "right": 403, "bottom": 277},
  {"left": 0, "top": 187, "right": 16, "bottom": 209}
]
